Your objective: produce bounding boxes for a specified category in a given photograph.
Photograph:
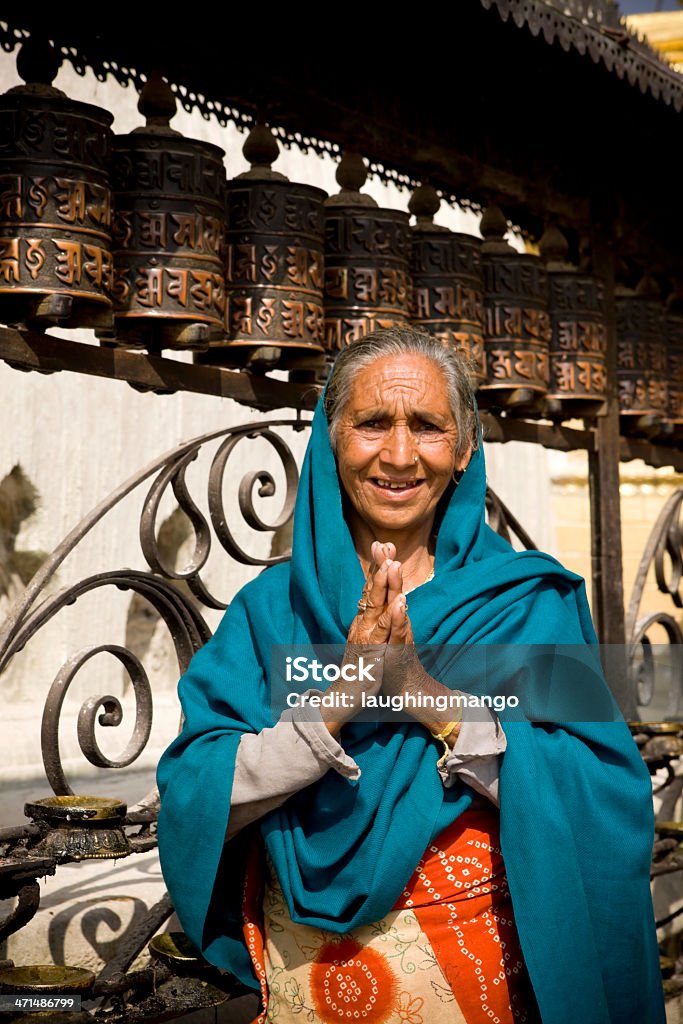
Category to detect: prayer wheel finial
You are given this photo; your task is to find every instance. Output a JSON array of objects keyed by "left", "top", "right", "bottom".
[
  {"left": 480, "top": 202, "right": 513, "bottom": 254},
  {"left": 635, "top": 270, "right": 660, "bottom": 299},
  {"left": 244, "top": 122, "right": 279, "bottom": 169},
  {"left": 137, "top": 72, "right": 177, "bottom": 132},
  {"left": 408, "top": 184, "right": 441, "bottom": 227},
  {"left": 15, "top": 36, "right": 62, "bottom": 90},
  {"left": 539, "top": 223, "right": 570, "bottom": 270},
  {"left": 327, "top": 151, "right": 377, "bottom": 208},
  {"left": 337, "top": 150, "right": 368, "bottom": 191}
]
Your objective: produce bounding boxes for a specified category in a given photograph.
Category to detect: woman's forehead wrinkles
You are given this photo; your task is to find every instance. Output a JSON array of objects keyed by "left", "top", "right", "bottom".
[
  {"left": 351, "top": 382, "right": 452, "bottom": 418},
  {"left": 356, "top": 366, "right": 440, "bottom": 390},
  {"left": 353, "top": 373, "right": 448, "bottom": 405}
]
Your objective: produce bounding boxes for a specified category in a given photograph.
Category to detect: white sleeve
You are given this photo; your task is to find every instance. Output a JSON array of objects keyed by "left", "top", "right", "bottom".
[
  {"left": 437, "top": 705, "right": 507, "bottom": 807},
  {"left": 226, "top": 692, "right": 360, "bottom": 840}
]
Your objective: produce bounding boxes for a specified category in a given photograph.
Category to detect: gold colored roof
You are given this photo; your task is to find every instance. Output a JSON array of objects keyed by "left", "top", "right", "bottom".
[{"left": 625, "top": 11, "right": 683, "bottom": 72}]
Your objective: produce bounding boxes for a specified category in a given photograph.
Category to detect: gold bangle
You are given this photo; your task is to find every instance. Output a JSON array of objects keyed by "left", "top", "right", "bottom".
[
  {"left": 430, "top": 719, "right": 461, "bottom": 759},
  {"left": 431, "top": 720, "right": 460, "bottom": 742}
]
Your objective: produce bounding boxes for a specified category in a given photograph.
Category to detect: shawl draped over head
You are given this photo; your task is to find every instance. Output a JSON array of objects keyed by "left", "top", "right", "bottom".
[{"left": 157, "top": 398, "right": 665, "bottom": 1024}]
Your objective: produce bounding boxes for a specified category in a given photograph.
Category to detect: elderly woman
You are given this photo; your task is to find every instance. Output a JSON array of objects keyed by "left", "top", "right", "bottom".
[{"left": 157, "top": 328, "right": 664, "bottom": 1024}]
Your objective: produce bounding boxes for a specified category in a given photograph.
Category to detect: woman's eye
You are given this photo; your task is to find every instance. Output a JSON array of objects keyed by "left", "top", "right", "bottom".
[
  {"left": 416, "top": 421, "right": 439, "bottom": 433},
  {"left": 358, "top": 419, "right": 383, "bottom": 429}
]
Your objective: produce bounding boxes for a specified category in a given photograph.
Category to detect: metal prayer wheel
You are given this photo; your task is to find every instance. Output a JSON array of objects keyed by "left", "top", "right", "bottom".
[
  {"left": 102, "top": 74, "right": 226, "bottom": 351},
  {"left": 409, "top": 185, "right": 486, "bottom": 387},
  {"left": 616, "top": 274, "right": 668, "bottom": 434},
  {"left": 198, "top": 123, "right": 326, "bottom": 372},
  {"left": 0, "top": 39, "right": 114, "bottom": 330},
  {"left": 323, "top": 151, "right": 411, "bottom": 354},
  {"left": 479, "top": 204, "right": 551, "bottom": 412},
  {"left": 540, "top": 226, "right": 607, "bottom": 420},
  {"left": 24, "top": 796, "right": 131, "bottom": 861},
  {"left": 665, "top": 291, "right": 683, "bottom": 434}
]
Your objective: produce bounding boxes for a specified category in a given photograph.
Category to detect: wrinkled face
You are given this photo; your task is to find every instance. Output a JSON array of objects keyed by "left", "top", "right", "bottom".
[{"left": 334, "top": 354, "right": 470, "bottom": 538}]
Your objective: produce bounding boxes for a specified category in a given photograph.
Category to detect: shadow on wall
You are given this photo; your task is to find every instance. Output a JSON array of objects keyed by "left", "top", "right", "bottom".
[
  {"left": 0, "top": 464, "right": 48, "bottom": 608},
  {"left": 122, "top": 506, "right": 196, "bottom": 693}
]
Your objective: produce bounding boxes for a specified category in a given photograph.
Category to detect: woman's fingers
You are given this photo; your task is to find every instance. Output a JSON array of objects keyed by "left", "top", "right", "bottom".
[
  {"left": 364, "top": 595, "right": 412, "bottom": 649},
  {"left": 368, "top": 605, "right": 393, "bottom": 643},
  {"left": 364, "top": 544, "right": 399, "bottom": 610},
  {"left": 382, "top": 597, "right": 422, "bottom": 697},
  {"left": 361, "top": 560, "right": 391, "bottom": 621},
  {"left": 388, "top": 595, "right": 413, "bottom": 643},
  {"left": 349, "top": 559, "right": 391, "bottom": 643},
  {"left": 386, "top": 560, "right": 403, "bottom": 607},
  {"left": 372, "top": 541, "right": 396, "bottom": 566},
  {"left": 349, "top": 544, "right": 401, "bottom": 645}
]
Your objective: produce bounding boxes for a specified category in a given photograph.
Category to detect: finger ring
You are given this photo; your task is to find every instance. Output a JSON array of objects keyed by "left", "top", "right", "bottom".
[{"left": 357, "top": 599, "right": 368, "bottom": 612}]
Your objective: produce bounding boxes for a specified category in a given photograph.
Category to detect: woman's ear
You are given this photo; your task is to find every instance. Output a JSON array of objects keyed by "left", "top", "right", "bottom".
[{"left": 454, "top": 446, "right": 473, "bottom": 475}]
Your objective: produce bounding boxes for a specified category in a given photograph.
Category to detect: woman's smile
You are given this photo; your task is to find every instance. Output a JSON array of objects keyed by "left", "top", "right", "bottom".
[{"left": 371, "top": 477, "right": 424, "bottom": 494}]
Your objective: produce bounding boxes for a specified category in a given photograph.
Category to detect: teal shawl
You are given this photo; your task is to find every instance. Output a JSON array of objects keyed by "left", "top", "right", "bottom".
[{"left": 157, "top": 400, "right": 664, "bottom": 1024}]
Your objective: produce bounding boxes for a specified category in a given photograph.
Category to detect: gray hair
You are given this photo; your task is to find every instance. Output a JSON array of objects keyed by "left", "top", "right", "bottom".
[{"left": 324, "top": 326, "right": 479, "bottom": 460}]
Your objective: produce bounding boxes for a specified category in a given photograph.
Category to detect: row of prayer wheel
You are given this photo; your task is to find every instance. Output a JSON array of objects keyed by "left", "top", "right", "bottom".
[{"left": 0, "top": 39, "right": 681, "bottom": 433}]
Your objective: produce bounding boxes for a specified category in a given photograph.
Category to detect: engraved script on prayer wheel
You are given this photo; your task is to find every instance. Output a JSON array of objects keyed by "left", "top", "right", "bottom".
[
  {"left": 665, "top": 289, "right": 683, "bottom": 434},
  {"left": 324, "top": 152, "right": 410, "bottom": 353},
  {"left": 540, "top": 226, "right": 607, "bottom": 420},
  {"left": 0, "top": 38, "right": 114, "bottom": 330},
  {"left": 104, "top": 74, "right": 226, "bottom": 350},
  {"left": 616, "top": 274, "right": 668, "bottom": 432},
  {"left": 409, "top": 185, "right": 485, "bottom": 387},
  {"left": 199, "top": 123, "right": 325, "bottom": 371},
  {"left": 479, "top": 204, "right": 551, "bottom": 410}
]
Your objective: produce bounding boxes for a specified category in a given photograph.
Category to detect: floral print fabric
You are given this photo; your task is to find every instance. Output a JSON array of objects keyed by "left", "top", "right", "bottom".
[{"left": 242, "top": 807, "right": 537, "bottom": 1024}]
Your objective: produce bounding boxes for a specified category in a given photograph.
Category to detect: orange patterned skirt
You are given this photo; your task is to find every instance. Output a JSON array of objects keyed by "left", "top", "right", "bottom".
[{"left": 242, "top": 806, "right": 539, "bottom": 1024}]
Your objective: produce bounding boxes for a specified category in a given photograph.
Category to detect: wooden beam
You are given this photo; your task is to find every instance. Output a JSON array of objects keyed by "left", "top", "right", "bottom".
[
  {"left": 588, "top": 215, "right": 634, "bottom": 717},
  {"left": 619, "top": 436, "right": 683, "bottom": 473},
  {"left": 480, "top": 414, "right": 595, "bottom": 452},
  {"left": 3, "top": 325, "right": 682, "bottom": 470},
  {"left": 0, "top": 326, "right": 322, "bottom": 413}
]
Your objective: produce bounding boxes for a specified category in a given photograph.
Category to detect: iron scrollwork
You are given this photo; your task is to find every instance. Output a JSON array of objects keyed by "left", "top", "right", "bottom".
[
  {"left": 41, "top": 645, "right": 153, "bottom": 797},
  {"left": 485, "top": 488, "right": 538, "bottom": 550},
  {"left": 0, "top": 419, "right": 308, "bottom": 808},
  {"left": 0, "top": 418, "right": 309, "bottom": 1020},
  {"left": 626, "top": 487, "right": 683, "bottom": 722}
]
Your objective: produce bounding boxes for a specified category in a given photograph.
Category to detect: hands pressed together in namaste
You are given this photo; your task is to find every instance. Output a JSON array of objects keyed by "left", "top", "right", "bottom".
[
  {"left": 323, "top": 541, "right": 462, "bottom": 748},
  {"left": 349, "top": 541, "right": 411, "bottom": 647}
]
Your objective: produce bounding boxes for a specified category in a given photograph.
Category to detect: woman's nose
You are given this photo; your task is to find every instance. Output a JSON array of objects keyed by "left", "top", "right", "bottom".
[{"left": 380, "top": 426, "right": 416, "bottom": 469}]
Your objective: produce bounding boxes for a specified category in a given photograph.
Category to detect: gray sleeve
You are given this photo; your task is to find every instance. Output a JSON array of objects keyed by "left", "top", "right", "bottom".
[
  {"left": 226, "top": 696, "right": 360, "bottom": 841},
  {"left": 437, "top": 705, "right": 507, "bottom": 807}
]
